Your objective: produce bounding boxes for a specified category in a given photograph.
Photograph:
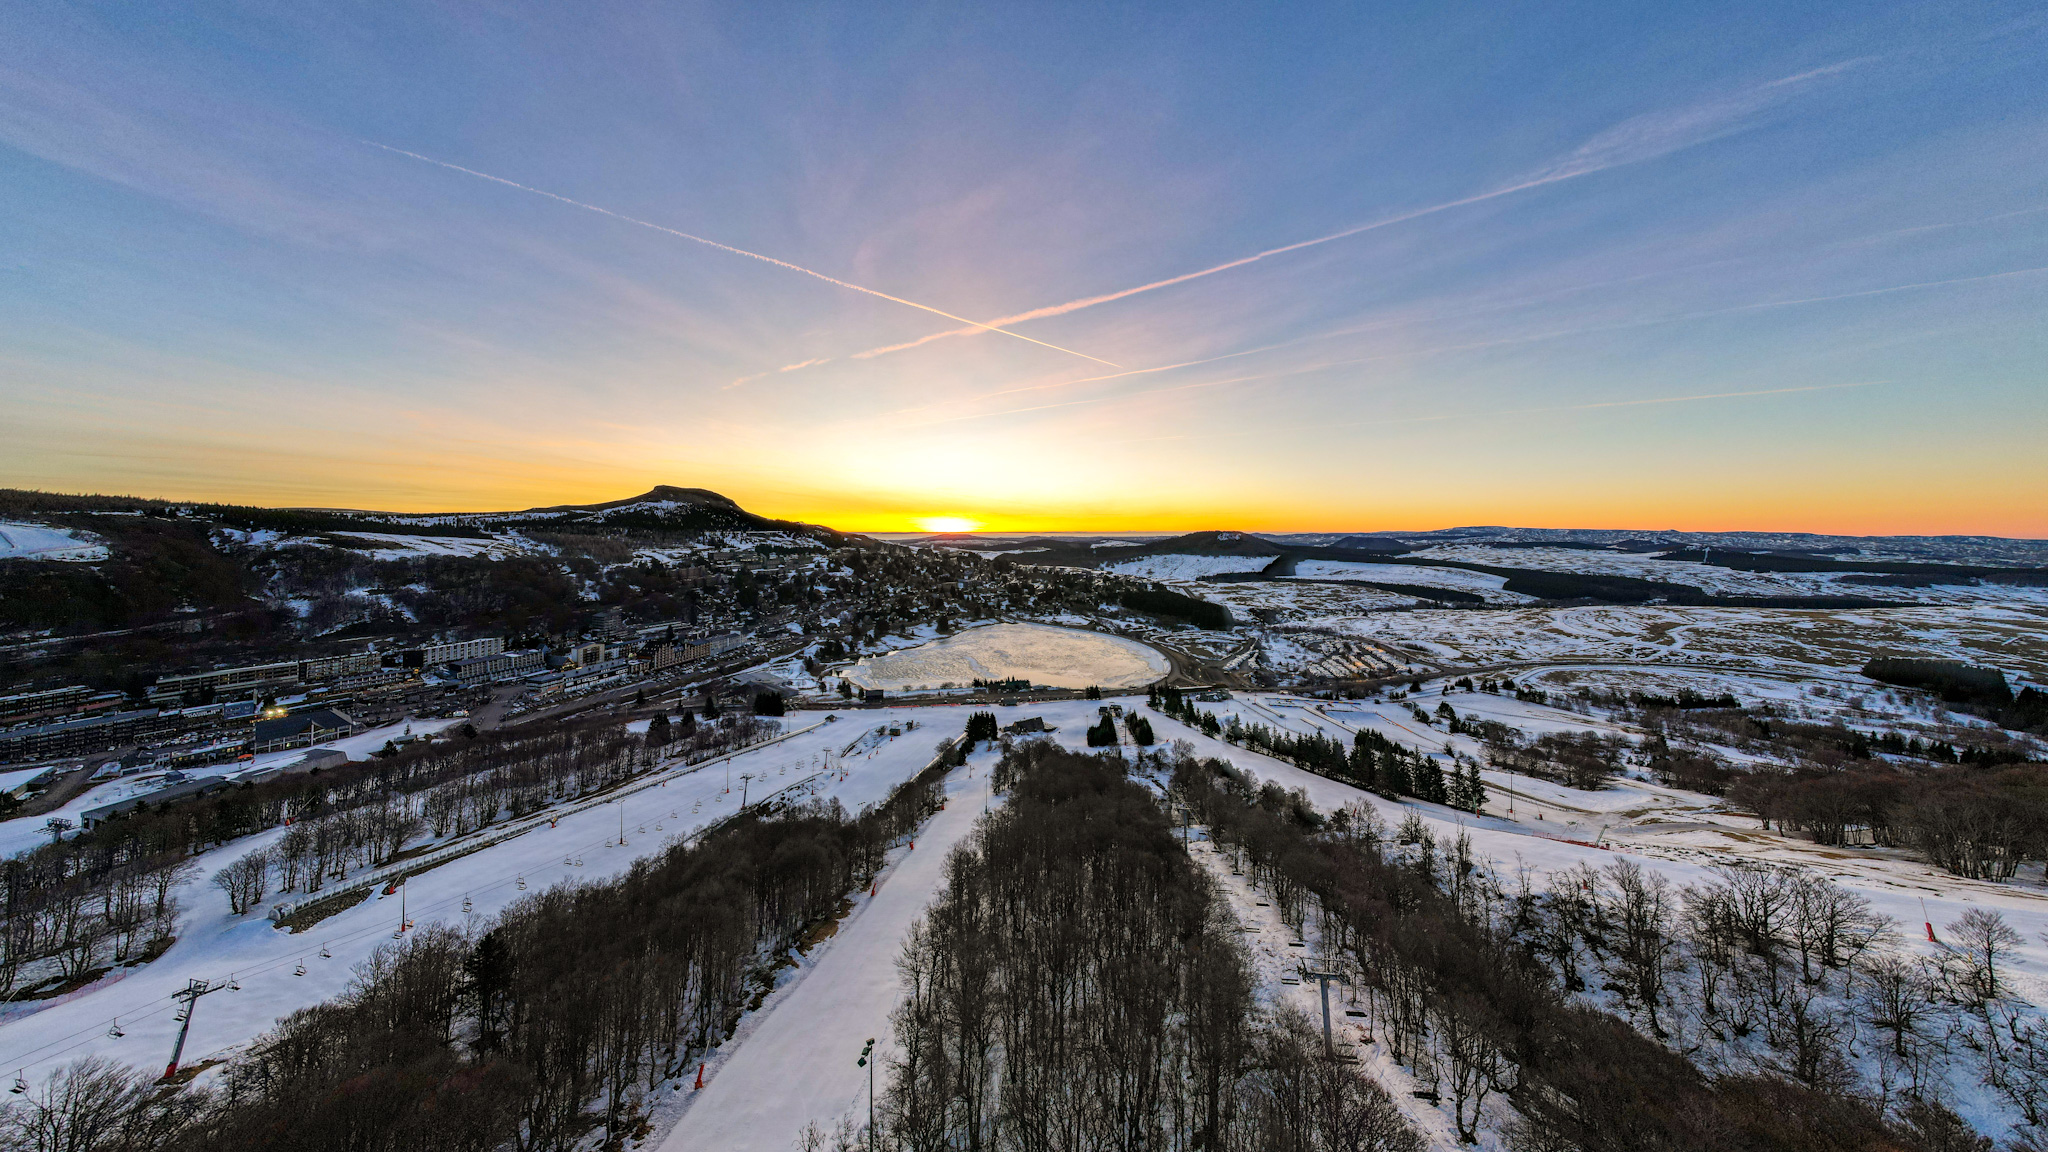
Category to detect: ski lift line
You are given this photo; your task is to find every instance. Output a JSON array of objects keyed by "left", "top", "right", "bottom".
[
  {"left": 0, "top": 997, "right": 186, "bottom": 1078},
  {"left": 3, "top": 847, "right": 565, "bottom": 1076},
  {"left": 2, "top": 845, "right": 563, "bottom": 1078},
  {"left": 5, "top": 721, "right": 845, "bottom": 1079},
  {"left": 265, "top": 719, "right": 831, "bottom": 923}
]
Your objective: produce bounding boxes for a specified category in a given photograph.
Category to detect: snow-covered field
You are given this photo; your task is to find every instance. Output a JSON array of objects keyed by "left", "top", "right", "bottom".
[
  {"left": 0, "top": 523, "right": 107, "bottom": 562},
  {"left": 1408, "top": 544, "right": 2048, "bottom": 606},
  {"left": 1324, "top": 602, "right": 2048, "bottom": 683},
  {"left": 326, "top": 531, "right": 534, "bottom": 560},
  {"left": 1101, "top": 553, "right": 1273, "bottom": 581},
  {"left": 1198, "top": 577, "right": 1424, "bottom": 618},
  {"left": 1290, "top": 560, "right": 1533, "bottom": 603},
  {"left": 840, "top": 622, "right": 1170, "bottom": 691}
]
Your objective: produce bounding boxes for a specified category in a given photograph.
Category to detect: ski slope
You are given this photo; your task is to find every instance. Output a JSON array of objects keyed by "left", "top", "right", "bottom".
[
  {"left": 0, "top": 523, "right": 106, "bottom": 562},
  {"left": 0, "top": 709, "right": 950, "bottom": 1086},
  {"left": 651, "top": 697, "right": 1145, "bottom": 1149},
  {"left": 657, "top": 751, "right": 1001, "bottom": 1151}
]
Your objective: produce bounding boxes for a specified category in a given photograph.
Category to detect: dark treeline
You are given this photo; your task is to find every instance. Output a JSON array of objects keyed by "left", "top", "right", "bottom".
[
  {"left": 1118, "top": 586, "right": 1232, "bottom": 630},
  {"left": 1151, "top": 687, "right": 1485, "bottom": 813},
  {"left": 1862, "top": 658, "right": 2048, "bottom": 735},
  {"left": 3, "top": 713, "right": 776, "bottom": 998},
  {"left": 1170, "top": 752, "right": 1971, "bottom": 1152},
  {"left": 2, "top": 759, "right": 949, "bottom": 1152},
  {"left": 883, "top": 742, "right": 1421, "bottom": 1152},
  {"left": 1737, "top": 763, "right": 2048, "bottom": 879}
]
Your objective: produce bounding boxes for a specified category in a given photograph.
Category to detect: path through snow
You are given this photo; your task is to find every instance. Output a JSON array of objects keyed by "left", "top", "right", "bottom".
[{"left": 656, "top": 753, "right": 999, "bottom": 1151}]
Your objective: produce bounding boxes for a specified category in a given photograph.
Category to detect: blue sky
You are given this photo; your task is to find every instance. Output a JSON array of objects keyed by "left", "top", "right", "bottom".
[{"left": 2, "top": 1, "right": 2043, "bottom": 533}]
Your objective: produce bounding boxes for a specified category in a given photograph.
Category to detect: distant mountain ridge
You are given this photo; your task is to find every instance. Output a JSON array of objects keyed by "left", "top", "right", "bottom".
[
  {"left": 0, "top": 485, "right": 848, "bottom": 545},
  {"left": 916, "top": 525, "right": 2048, "bottom": 569}
]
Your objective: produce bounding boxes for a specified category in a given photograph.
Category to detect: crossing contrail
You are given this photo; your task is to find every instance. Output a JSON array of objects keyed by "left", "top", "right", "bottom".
[
  {"left": 363, "top": 141, "right": 1121, "bottom": 368},
  {"left": 845, "top": 60, "right": 1872, "bottom": 364}
]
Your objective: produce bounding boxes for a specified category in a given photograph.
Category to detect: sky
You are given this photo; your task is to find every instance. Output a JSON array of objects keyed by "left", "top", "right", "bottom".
[{"left": 1, "top": 3, "right": 2044, "bottom": 536}]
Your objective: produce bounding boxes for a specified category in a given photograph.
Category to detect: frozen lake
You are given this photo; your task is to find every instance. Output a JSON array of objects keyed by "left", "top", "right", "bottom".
[{"left": 841, "top": 623, "right": 1170, "bottom": 691}]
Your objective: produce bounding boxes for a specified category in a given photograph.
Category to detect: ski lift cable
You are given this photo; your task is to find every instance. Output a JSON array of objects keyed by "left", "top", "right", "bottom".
[{"left": 0, "top": 723, "right": 842, "bottom": 1077}]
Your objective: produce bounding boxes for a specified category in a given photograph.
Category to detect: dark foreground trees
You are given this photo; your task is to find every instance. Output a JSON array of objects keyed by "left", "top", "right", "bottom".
[{"left": 883, "top": 742, "right": 1421, "bottom": 1152}]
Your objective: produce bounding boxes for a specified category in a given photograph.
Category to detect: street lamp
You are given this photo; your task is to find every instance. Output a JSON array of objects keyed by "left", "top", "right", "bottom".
[{"left": 857, "top": 1037, "right": 877, "bottom": 1149}]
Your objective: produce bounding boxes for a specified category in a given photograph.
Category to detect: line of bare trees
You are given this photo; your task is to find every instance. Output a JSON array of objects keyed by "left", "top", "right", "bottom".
[
  {"left": 2, "top": 713, "right": 781, "bottom": 995},
  {"left": 1736, "top": 763, "right": 2048, "bottom": 881},
  {"left": 1168, "top": 748, "right": 1992, "bottom": 1151}
]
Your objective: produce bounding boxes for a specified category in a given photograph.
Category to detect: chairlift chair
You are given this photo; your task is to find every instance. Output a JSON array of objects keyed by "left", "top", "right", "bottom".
[
  {"left": 107, "top": 1019, "right": 124, "bottom": 1038},
  {"left": 11, "top": 1072, "right": 25, "bottom": 1094},
  {"left": 294, "top": 961, "right": 306, "bottom": 977}
]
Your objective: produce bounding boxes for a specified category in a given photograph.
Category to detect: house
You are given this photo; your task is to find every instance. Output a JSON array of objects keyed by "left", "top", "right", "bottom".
[
  {"left": 1002, "top": 716, "right": 1054, "bottom": 735},
  {"left": 250, "top": 708, "right": 356, "bottom": 753}
]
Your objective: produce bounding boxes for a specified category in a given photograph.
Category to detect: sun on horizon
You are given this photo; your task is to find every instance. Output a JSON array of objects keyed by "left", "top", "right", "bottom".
[{"left": 914, "top": 516, "right": 984, "bottom": 534}]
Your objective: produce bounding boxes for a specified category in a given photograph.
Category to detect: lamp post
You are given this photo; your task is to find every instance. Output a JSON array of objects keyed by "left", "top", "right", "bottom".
[{"left": 857, "top": 1037, "right": 876, "bottom": 1149}]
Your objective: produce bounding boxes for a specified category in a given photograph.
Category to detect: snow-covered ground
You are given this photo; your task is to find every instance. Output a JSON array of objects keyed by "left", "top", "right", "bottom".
[
  {"left": 9, "top": 674, "right": 2042, "bottom": 1140},
  {"left": 1101, "top": 553, "right": 1273, "bottom": 581},
  {"left": 1150, "top": 689, "right": 2048, "bottom": 1143},
  {"left": 325, "top": 531, "right": 535, "bottom": 561},
  {"left": 0, "top": 523, "right": 107, "bottom": 562},
  {"left": 1407, "top": 544, "right": 2048, "bottom": 607},
  {"left": 1326, "top": 602, "right": 2048, "bottom": 683},
  {"left": 0, "top": 709, "right": 942, "bottom": 1085},
  {"left": 1290, "top": 560, "right": 1534, "bottom": 603},
  {"left": 840, "top": 622, "right": 1170, "bottom": 691}
]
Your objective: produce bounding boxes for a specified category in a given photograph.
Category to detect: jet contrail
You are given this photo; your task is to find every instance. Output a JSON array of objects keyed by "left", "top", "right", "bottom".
[
  {"left": 363, "top": 141, "right": 1121, "bottom": 368},
  {"left": 849, "top": 170, "right": 1597, "bottom": 361},
  {"left": 844, "top": 61, "right": 1870, "bottom": 364}
]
